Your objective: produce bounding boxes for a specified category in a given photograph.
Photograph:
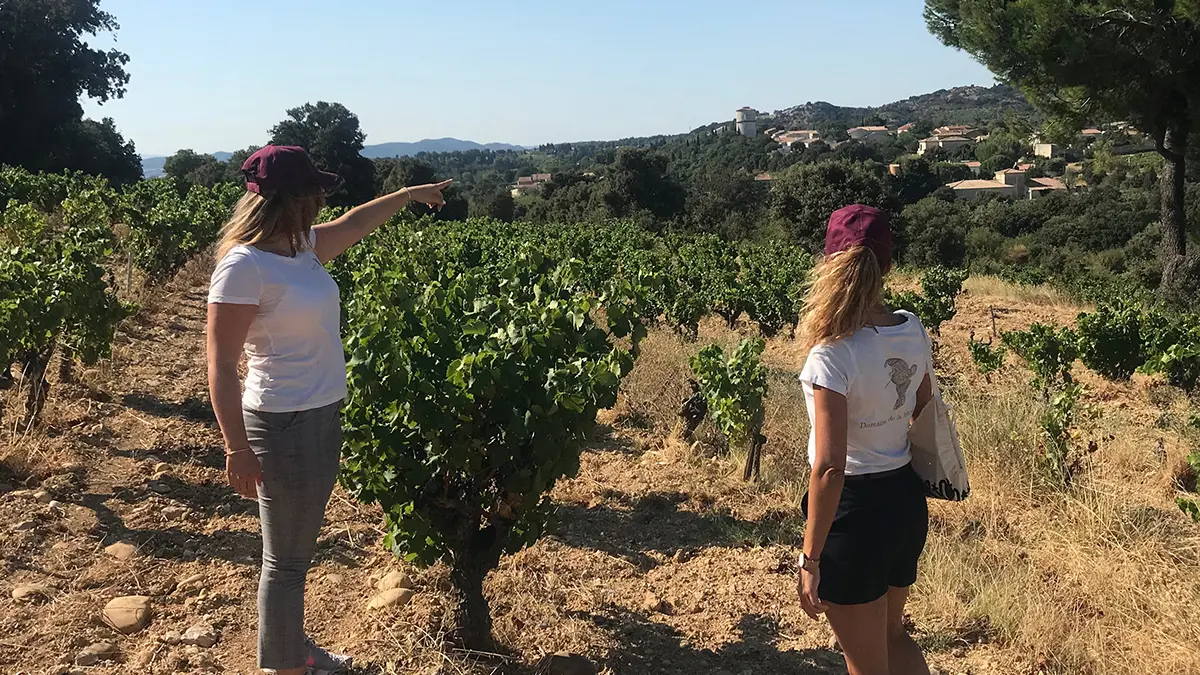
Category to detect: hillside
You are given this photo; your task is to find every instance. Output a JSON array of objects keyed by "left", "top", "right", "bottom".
[{"left": 765, "top": 84, "right": 1038, "bottom": 130}]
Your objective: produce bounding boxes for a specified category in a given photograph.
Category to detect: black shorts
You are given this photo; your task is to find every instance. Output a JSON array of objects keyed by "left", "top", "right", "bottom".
[{"left": 802, "top": 463, "right": 929, "bottom": 605}]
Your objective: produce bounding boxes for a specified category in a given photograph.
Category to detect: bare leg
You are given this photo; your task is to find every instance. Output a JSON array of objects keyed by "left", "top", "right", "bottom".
[
  {"left": 826, "top": 596, "right": 890, "bottom": 675},
  {"left": 886, "top": 586, "right": 931, "bottom": 675}
]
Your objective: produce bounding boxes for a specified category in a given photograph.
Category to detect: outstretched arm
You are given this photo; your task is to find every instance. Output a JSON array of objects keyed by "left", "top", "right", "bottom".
[
  {"left": 798, "top": 384, "right": 848, "bottom": 619},
  {"left": 312, "top": 180, "right": 452, "bottom": 263}
]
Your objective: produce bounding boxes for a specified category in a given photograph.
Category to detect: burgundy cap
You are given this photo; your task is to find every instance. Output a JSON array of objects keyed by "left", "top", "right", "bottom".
[
  {"left": 241, "top": 145, "right": 341, "bottom": 196},
  {"left": 825, "top": 204, "right": 893, "bottom": 270}
]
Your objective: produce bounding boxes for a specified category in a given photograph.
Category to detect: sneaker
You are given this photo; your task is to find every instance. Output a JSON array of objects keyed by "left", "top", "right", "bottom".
[{"left": 304, "top": 636, "right": 353, "bottom": 674}]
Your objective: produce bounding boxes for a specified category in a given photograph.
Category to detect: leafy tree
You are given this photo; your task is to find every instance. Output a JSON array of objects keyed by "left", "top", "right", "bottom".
[
  {"left": 895, "top": 157, "right": 945, "bottom": 204},
  {"left": 468, "top": 190, "right": 516, "bottom": 222},
  {"left": 0, "top": 1, "right": 139, "bottom": 183},
  {"left": 771, "top": 160, "right": 896, "bottom": 251},
  {"left": 897, "top": 197, "right": 970, "bottom": 268},
  {"left": 925, "top": 0, "right": 1200, "bottom": 299},
  {"left": 269, "top": 101, "right": 375, "bottom": 206},
  {"left": 163, "top": 150, "right": 229, "bottom": 188},
  {"left": 681, "top": 170, "right": 766, "bottom": 238},
  {"left": 602, "top": 147, "right": 685, "bottom": 223}
]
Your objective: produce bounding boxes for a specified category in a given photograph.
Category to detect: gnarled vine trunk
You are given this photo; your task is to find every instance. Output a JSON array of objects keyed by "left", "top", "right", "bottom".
[
  {"left": 22, "top": 350, "right": 51, "bottom": 427},
  {"left": 448, "top": 521, "right": 507, "bottom": 651}
]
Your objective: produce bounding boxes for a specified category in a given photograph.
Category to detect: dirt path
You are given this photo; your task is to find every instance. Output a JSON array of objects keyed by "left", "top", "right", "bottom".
[{"left": 1, "top": 276, "right": 998, "bottom": 675}]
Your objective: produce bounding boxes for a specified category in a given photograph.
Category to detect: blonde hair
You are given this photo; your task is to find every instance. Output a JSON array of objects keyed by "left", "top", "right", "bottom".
[
  {"left": 798, "top": 245, "right": 885, "bottom": 355},
  {"left": 215, "top": 191, "right": 325, "bottom": 260}
]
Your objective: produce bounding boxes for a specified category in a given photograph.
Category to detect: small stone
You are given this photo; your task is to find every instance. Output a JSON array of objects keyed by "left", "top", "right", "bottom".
[
  {"left": 33, "top": 489, "right": 53, "bottom": 503},
  {"left": 101, "top": 595, "right": 153, "bottom": 634},
  {"left": 367, "top": 588, "right": 414, "bottom": 610},
  {"left": 323, "top": 573, "right": 345, "bottom": 585},
  {"left": 74, "top": 642, "right": 115, "bottom": 666},
  {"left": 951, "top": 647, "right": 967, "bottom": 658},
  {"left": 151, "top": 471, "right": 171, "bottom": 482},
  {"left": 132, "top": 647, "right": 156, "bottom": 668},
  {"left": 153, "top": 462, "right": 171, "bottom": 474},
  {"left": 375, "top": 570, "right": 414, "bottom": 592},
  {"left": 174, "top": 573, "right": 205, "bottom": 594},
  {"left": 47, "top": 500, "right": 63, "bottom": 510},
  {"left": 181, "top": 621, "right": 219, "bottom": 648},
  {"left": 161, "top": 630, "right": 182, "bottom": 645},
  {"left": 642, "top": 591, "right": 669, "bottom": 615},
  {"left": 12, "top": 584, "right": 52, "bottom": 602},
  {"left": 541, "top": 652, "right": 597, "bottom": 675},
  {"left": 148, "top": 481, "right": 170, "bottom": 494},
  {"left": 14, "top": 519, "right": 38, "bottom": 531},
  {"left": 161, "top": 505, "right": 188, "bottom": 520},
  {"left": 105, "top": 541, "right": 138, "bottom": 561}
]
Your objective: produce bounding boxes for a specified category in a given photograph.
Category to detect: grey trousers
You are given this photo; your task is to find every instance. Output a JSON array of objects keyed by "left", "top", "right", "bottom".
[{"left": 243, "top": 400, "right": 342, "bottom": 670}]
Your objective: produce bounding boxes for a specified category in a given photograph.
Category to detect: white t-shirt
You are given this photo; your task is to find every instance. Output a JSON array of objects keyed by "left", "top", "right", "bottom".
[
  {"left": 800, "top": 310, "right": 930, "bottom": 475},
  {"left": 207, "top": 234, "right": 347, "bottom": 413}
]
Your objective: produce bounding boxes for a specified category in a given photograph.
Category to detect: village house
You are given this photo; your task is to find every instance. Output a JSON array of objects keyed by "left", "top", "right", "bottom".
[
  {"left": 846, "top": 125, "right": 891, "bottom": 142},
  {"left": 946, "top": 169, "right": 1067, "bottom": 201},
  {"left": 511, "top": 173, "right": 552, "bottom": 198},
  {"left": 1033, "top": 142, "right": 1062, "bottom": 158},
  {"left": 772, "top": 129, "right": 823, "bottom": 150},
  {"left": 896, "top": 122, "right": 916, "bottom": 135},
  {"left": 932, "top": 125, "right": 984, "bottom": 139},
  {"left": 918, "top": 135, "right": 973, "bottom": 156}
]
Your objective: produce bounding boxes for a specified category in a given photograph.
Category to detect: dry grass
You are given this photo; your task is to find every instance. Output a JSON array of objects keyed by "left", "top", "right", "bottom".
[
  {"left": 962, "top": 275, "right": 1078, "bottom": 310},
  {"left": 610, "top": 291, "right": 1200, "bottom": 675}
]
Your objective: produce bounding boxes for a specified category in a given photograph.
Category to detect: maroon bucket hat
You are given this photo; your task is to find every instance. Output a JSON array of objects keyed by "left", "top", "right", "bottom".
[
  {"left": 825, "top": 204, "right": 893, "bottom": 271},
  {"left": 241, "top": 145, "right": 341, "bottom": 197}
]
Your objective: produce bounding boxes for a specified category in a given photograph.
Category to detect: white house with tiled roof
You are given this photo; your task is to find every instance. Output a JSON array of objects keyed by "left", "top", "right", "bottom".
[
  {"left": 947, "top": 169, "right": 1066, "bottom": 201},
  {"left": 847, "top": 126, "right": 891, "bottom": 142},
  {"left": 918, "top": 135, "right": 974, "bottom": 156}
]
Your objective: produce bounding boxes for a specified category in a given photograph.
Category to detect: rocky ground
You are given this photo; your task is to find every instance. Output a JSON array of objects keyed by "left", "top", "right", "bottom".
[{"left": 2, "top": 271, "right": 1197, "bottom": 675}]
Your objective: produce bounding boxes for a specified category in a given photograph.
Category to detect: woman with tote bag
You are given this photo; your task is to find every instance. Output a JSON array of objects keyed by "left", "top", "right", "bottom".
[{"left": 795, "top": 204, "right": 967, "bottom": 675}]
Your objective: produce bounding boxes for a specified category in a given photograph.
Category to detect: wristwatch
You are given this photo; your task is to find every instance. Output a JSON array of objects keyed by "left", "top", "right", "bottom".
[{"left": 799, "top": 552, "right": 820, "bottom": 574}]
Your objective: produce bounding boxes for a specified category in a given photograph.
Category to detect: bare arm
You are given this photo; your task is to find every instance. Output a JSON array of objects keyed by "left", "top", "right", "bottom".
[
  {"left": 804, "top": 384, "right": 848, "bottom": 563},
  {"left": 799, "top": 384, "right": 848, "bottom": 618},
  {"left": 206, "top": 302, "right": 260, "bottom": 498},
  {"left": 312, "top": 180, "right": 452, "bottom": 263},
  {"left": 913, "top": 373, "right": 933, "bottom": 421}
]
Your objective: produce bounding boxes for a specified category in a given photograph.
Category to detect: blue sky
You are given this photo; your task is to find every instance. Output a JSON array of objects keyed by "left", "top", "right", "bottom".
[{"left": 82, "top": 0, "right": 996, "bottom": 157}]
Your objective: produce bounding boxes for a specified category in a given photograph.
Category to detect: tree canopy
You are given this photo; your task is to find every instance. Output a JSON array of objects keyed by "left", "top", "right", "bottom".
[
  {"left": 270, "top": 101, "right": 375, "bottom": 206},
  {"left": 0, "top": 0, "right": 141, "bottom": 183},
  {"left": 924, "top": 0, "right": 1200, "bottom": 297}
]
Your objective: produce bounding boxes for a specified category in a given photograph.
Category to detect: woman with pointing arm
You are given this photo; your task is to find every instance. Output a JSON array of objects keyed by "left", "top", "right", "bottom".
[{"left": 206, "top": 145, "right": 450, "bottom": 675}]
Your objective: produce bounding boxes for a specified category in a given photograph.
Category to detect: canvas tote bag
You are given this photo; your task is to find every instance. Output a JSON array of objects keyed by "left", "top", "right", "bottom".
[{"left": 907, "top": 320, "right": 970, "bottom": 501}]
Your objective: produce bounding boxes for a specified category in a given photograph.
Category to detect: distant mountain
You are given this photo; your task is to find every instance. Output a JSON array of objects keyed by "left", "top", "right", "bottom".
[
  {"left": 141, "top": 140, "right": 522, "bottom": 178},
  {"left": 764, "top": 84, "right": 1038, "bottom": 131},
  {"left": 142, "top": 156, "right": 167, "bottom": 178},
  {"left": 361, "top": 138, "right": 526, "bottom": 158}
]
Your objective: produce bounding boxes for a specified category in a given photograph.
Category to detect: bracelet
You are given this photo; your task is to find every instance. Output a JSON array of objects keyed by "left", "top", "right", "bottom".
[{"left": 224, "top": 447, "right": 252, "bottom": 457}]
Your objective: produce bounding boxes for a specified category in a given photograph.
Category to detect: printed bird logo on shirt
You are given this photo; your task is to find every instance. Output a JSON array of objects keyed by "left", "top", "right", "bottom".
[{"left": 885, "top": 358, "right": 919, "bottom": 410}]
